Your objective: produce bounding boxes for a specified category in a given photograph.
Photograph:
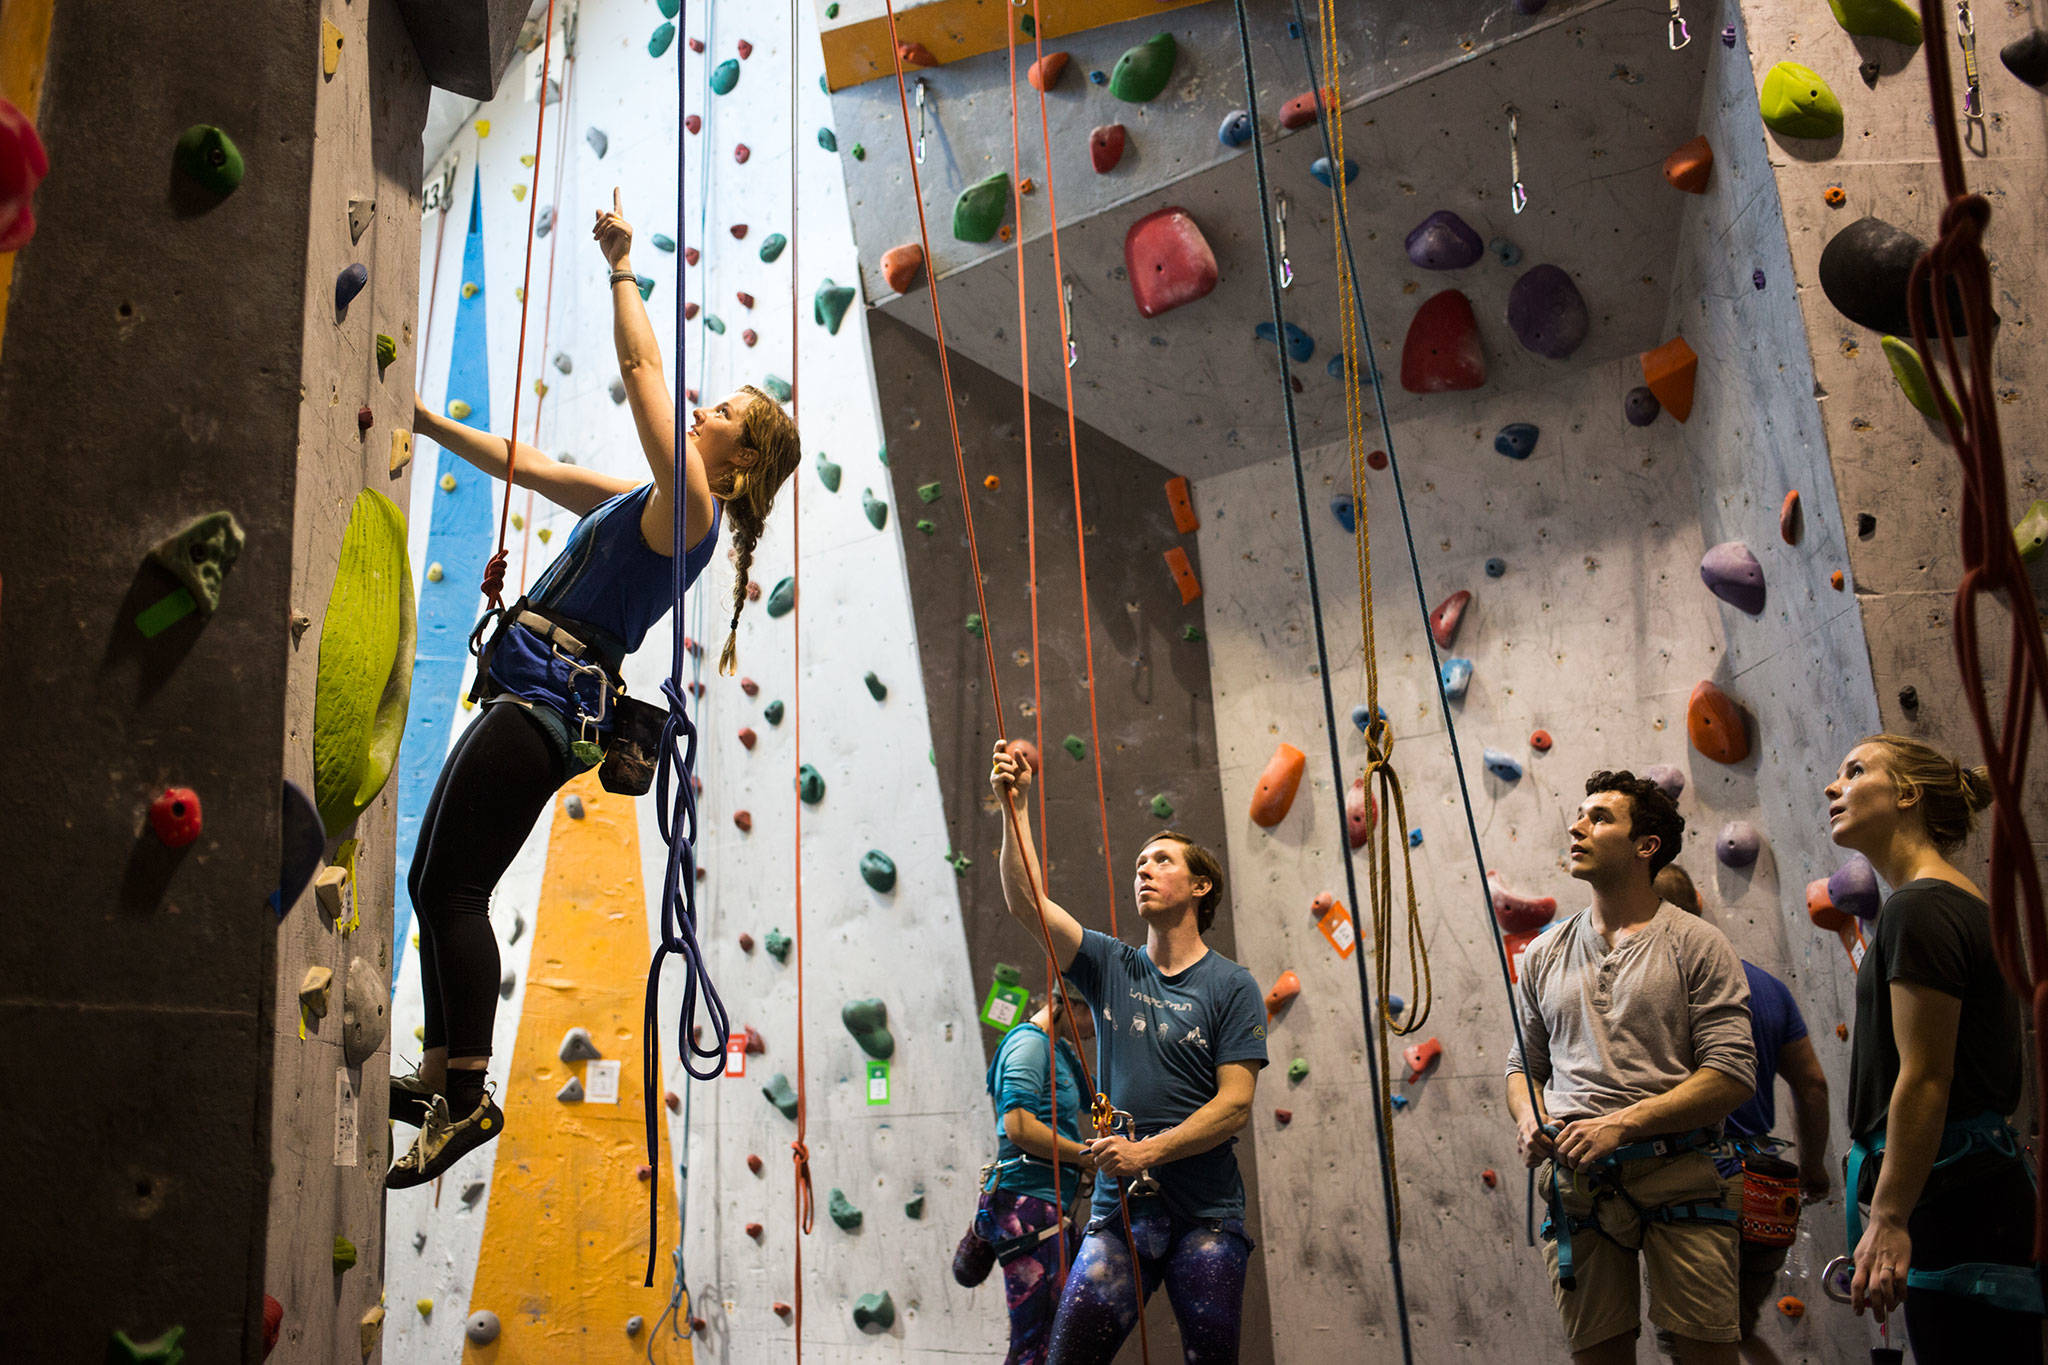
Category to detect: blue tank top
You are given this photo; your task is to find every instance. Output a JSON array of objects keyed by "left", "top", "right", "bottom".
[{"left": 487, "top": 485, "right": 721, "bottom": 728}]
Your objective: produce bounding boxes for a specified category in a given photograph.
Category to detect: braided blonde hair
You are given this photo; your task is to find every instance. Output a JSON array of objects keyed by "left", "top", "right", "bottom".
[{"left": 715, "top": 385, "right": 801, "bottom": 676}]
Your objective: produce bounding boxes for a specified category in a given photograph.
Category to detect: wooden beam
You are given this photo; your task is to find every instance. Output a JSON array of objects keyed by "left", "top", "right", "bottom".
[{"left": 821, "top": 0, "right": 1211, "bottom": 92}]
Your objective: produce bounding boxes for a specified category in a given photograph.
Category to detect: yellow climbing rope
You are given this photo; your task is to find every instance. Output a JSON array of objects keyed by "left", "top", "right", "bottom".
[{"left": 1316, "top": 0, "right": 1434, "bottom": 1236}]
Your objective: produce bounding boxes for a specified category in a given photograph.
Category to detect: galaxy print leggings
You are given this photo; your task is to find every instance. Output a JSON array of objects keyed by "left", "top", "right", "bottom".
[
  {"left": 1046, "top": 1211, "right": 1253, "bottom": 1364},
  {"left": 977, "top": 1189, "right": 1072, "bottom": 1365}
]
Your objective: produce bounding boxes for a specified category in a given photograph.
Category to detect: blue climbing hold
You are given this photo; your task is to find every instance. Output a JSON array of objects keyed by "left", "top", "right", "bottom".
[
  {"left": 1088, "top": 69, "right": 1107, "bottom": 85},
  {"left": 1310, "top": 157, "right": 1359, "bottom": 188},
  {"left": 1218, "top": 110, "right": 1253, "bottom": 148},
  {"left": 1331, "top": 495, "right": 1355, "bottom": 534},
  {"left": 1391, "top": 1093, "right": 1410, "bottom": 1111},
  {"left": 1387, "top": 994, "right": 1404, "bottom": 1014},
  {"left": 1408, "top": 828, "right": 1423, "bottom": 848},
  {"left": 1484, "top": 557, "right": 1507, "bottom": 578},
  {"left": 1326, "top": 352, "right": 1346, "bottom": 379},
  {"left": 1441, "top": 657, "right": 1473, "bottom": 700},
  {"left": 1350, "top": 703, "right": 1386, "bottom": 732},
  {"left": 1489, "top": 237, "right": 1523, "bottom": 267},
  {"left": 1494, "top": 423, "right": 1539, "bottom": 460},
  {"left": 1254, "top": 320, "right": 1315, "bottom": 363},
  {"left": 335, "top": 262, "right": 368, "bottom": 316},
  {"left": 1483, "top": 747, "right": 1524, "bottom": 782}
]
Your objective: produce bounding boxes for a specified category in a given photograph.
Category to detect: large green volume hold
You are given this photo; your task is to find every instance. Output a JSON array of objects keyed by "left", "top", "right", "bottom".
[
  {"left": 1759, "top": 62, "right": 1844, "bottom": 139},
  {"left": 952, "top": 171, "right": 1011, "bottom": 243},
  {"left": 313, "top": 489, "right": 416, "bottom": 832},
  {"left": 1109, "top": 33, "right": 1177, "bottom": 102},
  {"left": 1827, "top": 0, "right": 1924, "bottom": 46}
]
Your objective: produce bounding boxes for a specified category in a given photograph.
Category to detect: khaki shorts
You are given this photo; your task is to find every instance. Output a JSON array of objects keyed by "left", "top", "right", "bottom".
[{"left": 1538, "top": 1150, "right": 1740, "bottom": 1351}]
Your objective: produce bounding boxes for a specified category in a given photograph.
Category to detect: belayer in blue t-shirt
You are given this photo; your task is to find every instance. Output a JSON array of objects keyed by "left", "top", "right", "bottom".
[
  {"left": 387, "top": 190, "right": 802, "bottom": 1190},
  {"left": 989, "top": 741, "right": 1268, "bottom": 1365}
]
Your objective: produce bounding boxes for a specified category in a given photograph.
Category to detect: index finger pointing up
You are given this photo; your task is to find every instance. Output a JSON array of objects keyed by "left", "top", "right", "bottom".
[{"left": 613, "top": 187, "right": 623, "bottom": 216}]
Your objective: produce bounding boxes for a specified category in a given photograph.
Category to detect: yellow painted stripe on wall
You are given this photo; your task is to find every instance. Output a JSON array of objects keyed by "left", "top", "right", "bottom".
[
  {"left": 0, "top": 0, "right": 56, "bottom": 363},
  {"left": 465, "top": 771, "right": 691, "bottom": 1364},
  {"left": 821, "top": 0, "right": 1212, "bottom": 91}
]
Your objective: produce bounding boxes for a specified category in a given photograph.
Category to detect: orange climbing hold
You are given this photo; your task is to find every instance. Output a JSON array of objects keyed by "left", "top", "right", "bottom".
[
  {"left": 1687, "top": 680, "right": 1750, "bottom": 764},
  {"left": 896, "top": 40, "right": 938, "bottom": 68},
  {"left": 1806, "top": 878, "right": 1849, "bottom": 932},
  {"left": 1402, "top": 1036, "right": 1443, "bottom": 1081},
  {"left": 1250, "top": 743, "right": 1306, "bottom": 827},
  {"left": 1830, "top": 569, "right": 1845, "bottom": 591},
  {"left": 1662, "top": 135, "right": 1713, "bottom": 193},
  {"left": 738, "top": 727, "right": 757, "bottom": 749},
  {"left": 1027, "top": 52, "right": 1070, "bottom": 92},
  {"left": 1780, "top": 489, "right": 1802, "bottom": 544},
  {"left": 1778, "top": 1296, "right": 1805, "bottom": 1319},
  {"left": 881, "top": 243, "right": 925, "bottom": 294},
  {"left": 983, "top": 475, "right": 1000, "bottom": 490},
  {"left": 734, "top": 810, "right": 753, "bottom": 832},
  {"left": 1279, "top": 87, "right": 1335, "bottom": 130},
  {"left": 1165, "top": 476, "right": 1199, "bottom": 534},
  {"left": 1312, "top": 892, "right": 1358, "bottom": 958},
  {"left": 1640, "top": 336, "right": 1698, "bottom": 423},
  {"left": 1264, "top": 969, "right": 1301, "bottom": 1018},
  {"left": 1163, "top": 546, "right": 1201, "bottom": 604}
]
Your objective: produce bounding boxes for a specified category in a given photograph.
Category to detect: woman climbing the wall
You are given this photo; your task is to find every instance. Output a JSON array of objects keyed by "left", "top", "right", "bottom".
[
  {"left": 960, "top": 985, "right": 1098, "bottom": 1365},
  {"left": 386, "top": 189, "right": 802, "bottom": 1190},
  {"left": 1825, "top": 735, "right": 2041, "bottom": 1360}
]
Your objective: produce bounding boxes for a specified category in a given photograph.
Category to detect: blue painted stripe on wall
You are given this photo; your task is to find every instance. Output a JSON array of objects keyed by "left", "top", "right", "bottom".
[{"left": 394, "top": 168, "right": 497, "bottom": 967}]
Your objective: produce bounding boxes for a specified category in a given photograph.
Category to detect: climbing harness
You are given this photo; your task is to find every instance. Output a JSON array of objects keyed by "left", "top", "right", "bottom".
[
  {"left": 1826, "top": 1113, "right": 2048, "bottom": 1316},
  {"left": 1536, "top": 1127, "right": 1739, "bottom": 1290},
  {"left": 1912, "top": 0, "right": 2048, "bottom": 1261}
]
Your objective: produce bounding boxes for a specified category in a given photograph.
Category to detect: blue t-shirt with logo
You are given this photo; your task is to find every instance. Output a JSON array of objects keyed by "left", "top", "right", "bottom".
[
  {"left": 986, "top": 1022, "right": 1088, "bottom": 1206},
  {"left": 1719, "top": 960, "right": 1808, "bottom": 1174},
  {"left": 1063, "top": 928, "right": 1269, "bottom": 1224}
]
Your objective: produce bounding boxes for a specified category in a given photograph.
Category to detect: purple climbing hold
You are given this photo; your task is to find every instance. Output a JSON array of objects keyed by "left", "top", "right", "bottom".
[
  {"left": 1828, "top": 853, "right": 1881, "bottom": 921},
  {"left": 1405, "top": 210, "right": 1484, "bottom": 271},
  {"left": 335, "top": 262, "right": 368, "bottom": 317},
  {"left": 1623, "top": 385, "right": 1662, "bottom": 426},
  {"left": 1721, "top": 25, "right": 1738, "bottom": 46},
  {"left": 1331, "top": 495, "right": 1355, "bottom": 534},
  {"left": 1752, "top": 268, "right": 1767, "bottom": 290},
  {"left": 1254, "top": 320, "right": 1315, "bottom": 363},
  {"left": 1218, "top": 110, "right": 1253, "bottom": 148},
  {"left": 1700, "top": 542, "right": 1765, "bottom": 614},
  {"left": 1516, "top": 0, "right": 1550, "bottom": 13},
  {"left": 1494, "top": 423, "right": 1539, "bottom": 460},
  {"left": 1643, "top": 764, "right": 1685, "bottom": 800},
  {"left": 1506, "top": 264, "right": 1589, "bottom": 359},
  {"left": 1715, "top": 820, "right": 1762, "bottom": 868}
]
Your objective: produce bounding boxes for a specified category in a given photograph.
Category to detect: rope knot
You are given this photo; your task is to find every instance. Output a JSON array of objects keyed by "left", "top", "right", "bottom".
[{"left": 479, "top": 549, "right": 509, "bottom": 607}]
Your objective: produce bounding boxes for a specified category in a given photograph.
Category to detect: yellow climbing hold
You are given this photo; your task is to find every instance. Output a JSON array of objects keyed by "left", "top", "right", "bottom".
[
  {"left": 537, "top": 527, "right": 553, "bottom": 543},
  {"left": 512, "top": 184, "right": 527, "bottom": 202},
  {"left": 388, "top": 429, "right": 413, "bottom": 475},
  {"left": 520, "top": 153, "right": 536, "bottom": 167},
  {"left": 322, "top": 19, "right": 344, "bottom": 76},
  {"left": 447, "top": 400, "right": 470, "bottom": 420},
  {"left": 426, "top": 563, "right": 444, "bottom": 583},
  {"left": 511, "top": 512, "right": 525, "bottom": 531},
  {"left": 462, "top": 282, "right": 479, "bottom": 299},
  {"left": 1880, "top": 335, "right": 1959, "bottom": 423},
  {"left": 476, "top": 119, "right": 491, "bottom": 137},
  {"left": 415, "top": 1298, "right": 433, "bottom": 1318},
  {"left": 439, "top": 472, "right": 457, "bottom": 491},
  {"left": 312, "top": 489, "right": 416, "bottom": 833}
]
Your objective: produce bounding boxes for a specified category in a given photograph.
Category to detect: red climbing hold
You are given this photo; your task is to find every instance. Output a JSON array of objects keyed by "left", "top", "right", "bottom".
[
  {"left": 1401, "top": 290, "right": 1486, "bottom": 393},
  {"left": 636, "top": 1163, "right": 652, "bottom": 1181},
  {"left": 684, "top": 303, "right": 699, "bottom": 320},
  {"left": 738, "top": 727, "right": 757, "bottom": 749},
  {"left": 1366, "top": 449, "right": 1388, "bottom": 470},
  {"left": 1482, "top": 1169, "right": 1498, "bottom": 1188},
  {"left": 748, "top": 1153, "right": 765, "bottom": 1174},
  {"left": 896, "top": 40, "right": 938, "bottom": 68},
  {"left": 686, "top": 114, "right": 701, "bottom": 135},
  {"left": 690, "top": 1317, "right": 707, "bottom": 1333},
  {"left": 734, "top": 810, "right": 753, "bottom": 832},
  {"left": 741, "top": 329, "right": 758, "bottom": 347},
  {"left": 1662, "top": 135, "right": 1713, "bottom": 193},
  {"left": 689, "top": 38, "right": 705, "bottom": 53},
  {"left": 739, "top": 932, "right": 756, "bottom": 952},
  {"left": 774, "top": 1302, "right": 793, "bottom": 1319},
  {"left": 149, "top": 787, "right": 203, "bottom": 848},
  {"left": 1402, "top": 1036, "right": 1443, "bottom": 1082},
  {"left": 730, "top": 223, "right": 748, "bottom": 239},
  {"left": 1529, "top": 729, "right": 1553, "bottom": 752},
  {"left": 1807, "top": 878, "right": 1850, "bottom": 932},
  {"left": 1687, "top": 680, "right": 1750, "bottom": 764},
  {"left": 747, "top": 1222, "right": 764, "bottom": 1239},
  {"left": 741, "top": 1025, "right": 766, "bottom": 1054},
  {"left": 734, "top": 144, "right": 750, "bottom": 164},
  {"left": 685, "top": 246, "right": 701, "bottom": 265},
  {"left": 1089, "top": 124, "right": 1127, "bottom": 174},
  {"left": 263, "top": 1295, "right": 283, "bottom": 1357},
  {"left": 1027, "top": 52, "right": 1070, "bottom": 92},
  {"left": 1429, "top": 589, "right": 1471, "bottom": 649},
  {"left": 1489, "top": 869, "right": 1557, "bottom": 934},
  {"left": 1345, "top": 775, "right": 1376, "bottom": 849},
  {"left": 1124, "top": 206, "right": 1218, "bottom": 318},
  {"left": 739, "top": 676, "right": 758, "bottom": 696},
  {"left": 357, "top": 405, "right": 374, "bottom": 432},
  {"left": 0, "top": 96, "right": 50, "bottom": 252},
  {"left": 736, "top": 291, "right": 754, "bottom": 309},
  {"left": 736, "top": 39, "right": 753, "bottom": 59},
  {"left": 1274, "top": 1107, "right": 1294, "bottom": 1125},
  {"left": 881, "top": 243, "right": 925, "bottom": 294},
  {"left": 666, "top": 1090, "right": 682, "bottom": 1112},
  {"left": 1005, "top": 738, "right": 1041, "bottom": 774},
  {"left": 1279, "top": 87, "right": 1334, "bottom": 130}
]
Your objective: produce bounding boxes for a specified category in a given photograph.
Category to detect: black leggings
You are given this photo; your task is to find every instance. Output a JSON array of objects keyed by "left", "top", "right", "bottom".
[
  {"left": 1903, "top": 1151, "right": 2044, "bottom": 1363},
  {"left": 409, "top": 701, "right": 568, "bottom": 1059}
]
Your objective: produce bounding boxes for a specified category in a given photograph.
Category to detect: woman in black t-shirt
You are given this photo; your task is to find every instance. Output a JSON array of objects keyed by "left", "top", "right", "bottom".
[{"left": 1825, "top": 733, "right": 2037, "bottom": 1361}]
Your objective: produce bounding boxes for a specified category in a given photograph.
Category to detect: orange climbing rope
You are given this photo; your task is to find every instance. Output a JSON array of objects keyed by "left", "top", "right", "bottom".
[
  {"left": 475, "top": 0, "right": 559, "bottom": 610},
  {"left": 516, "top": 29, "right": 579, "bottom": 594},
  {"left": 1912, "top": 0, "right": 2048, "bottom": 1258},
  {"left": 880, "top": 6, "right": 1152, "bottom": 1357}
]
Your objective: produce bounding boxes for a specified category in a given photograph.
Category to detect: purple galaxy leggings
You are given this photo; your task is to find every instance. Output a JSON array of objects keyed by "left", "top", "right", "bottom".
[
  {"left": 977, "top": 1189, "right": 1072, "bottom": 1365},
  {"left": 1045, "top": 1210, "right": 1252, "bottom": 1364}
]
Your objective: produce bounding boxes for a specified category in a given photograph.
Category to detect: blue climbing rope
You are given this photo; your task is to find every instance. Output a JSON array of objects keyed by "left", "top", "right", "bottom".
[
  {"left": 1282, "top": 0, "right": 1565, "bottom": 1275},
  {"left": 643, "top": 0, "right": 732, "bottom": 1289},
  {"left": 1225, "top": 5, "right": 1412, "bottom": 1359}
]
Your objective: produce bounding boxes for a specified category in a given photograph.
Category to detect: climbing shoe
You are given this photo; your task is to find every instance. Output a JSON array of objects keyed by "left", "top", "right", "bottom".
[
  {"left": 389, "top": 1070, "right": 438, "bottom": 1128},
  {"left": 386, "top": 1093, "right": 504, "bottom": 1190}
]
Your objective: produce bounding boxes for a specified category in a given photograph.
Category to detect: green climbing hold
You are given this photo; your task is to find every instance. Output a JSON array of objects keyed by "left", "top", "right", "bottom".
[
  {"left": 636, "top": 275, "right": 656, "bottom": 301},
  {"left": 1063, "top": 734, "right": 1086, "bottom": 761},
  {"left": 766, "top": 576, "right": 796, "bottom": 617},
  {"left": 1759, "top": 62, "right": 1844, "bottom": 139},
  {"left": 952, "top": 171, "right": 1011, "bottom": 244},
  {"left": 174, "top": 124, "right": 244, "bottom": 196},
  {"left": 1108, "top": 33, "right": 1177, "bottom": 103},
  {"left": 860, "top": 849, "right": 898, "bottom": 894},
  {"left": 946, "top": 849, "right": 972, "bottom": 875},
  {"left": 376, "top": 333, "right": 397, "bottom": 374},
  {"left": 107, "top": 1327, "right": 187, "bottom": 1364},
  {"left": 862, "top": 489, "right": 888, "bottom": 530},
  {"left": 759, "top": 233, "right": 788, "bottom": 263},
  {"left": 651, "top": 233, "right": 676, "bottom": 252},
  {"left": 649, "top": 22, "right": 676, "bottom": 58},
  {"left": 915, "top": 519, "right": 936, "bottom": 535},
  {"left": 852, "top": 144, "right": 866, "bottom": 161},
  {"left": 1149, "top": 793, "right": 1174, "bottom": 819},
  {"left": 966, "top": 613, "right": 982, "bottom": 636},
  {"left": 763, "top": 1072, "right": 800, "bottom": 1120},
  {"left": 864, "top": 671, "right": 887, "bottom": 701},
  {"left": 764, "top": 699, "right": 785, "bottom": 724},
  {"left": 1881, "top": 336, "right": 1960, "bottom": 423},
  {"left": 704, "top": 314, "right": 726, "bottom": 335},
  {"left": 710, "top": 58, "right": 740, "bottom": 94},
  {"left": 904, "top": 1193, "right": 926, "bottom": 1219},
  {"left": 2015, "top": 499, "right": 2048, "bottom": 562},
  {"left": 313, "top": 490, "right": 416, "bottom": 833},
  {"left": 829, "top": 1187, "right": 865, "bottom": 1230},
  {"left": 1288, "top": 1058, "right": 1309, "bottom": 1082},
  {"left": 917, "top": 481, "right": 943, "bottom": 503},
  {"left": 148, "top": 511, "right": 244, "bottom": 618},
  {"left": 852, "top": 1291, "right": 896, "bottom": 1332},
  {"left": 334, "top": 1235, "right": 359, "bottom": 1272},
  {"left": 798, "top": 764, "right": 825, "bottom": 804},
  {"left": 765, "top": 928, "right": 793, "bottom": 962},
  {"left": 818, "top": 128, "right": 838, "bottom": 152},
  {"left": 1827, "top": 0, "right": 1924, "bottom": 45},
  {"left": 763, "top": 374, "right": 793, "bottom": 402},
  {"left": 878, "top": 442, "right": 890, "bottom": 467},
  {"left": 842, "top": 998, "right": 895, "bottom": 1058},
  {"left": 657, "top": 0, "right": 679, "bottom": 15},
  {"left": 815, "top": 279, "right": 857, "bottom": 334},
  {"left": 1020, "top": 14, "right": 1035, "bottom": 36},
  {"left": 1182, "top": 624, "right": 1205, "bottom": 642},
  {"left": 817, "top": 454, "right": 842, "bottom": 491},
  {"left": 826, "top": 1, "right": 840, "bottom": 15}
]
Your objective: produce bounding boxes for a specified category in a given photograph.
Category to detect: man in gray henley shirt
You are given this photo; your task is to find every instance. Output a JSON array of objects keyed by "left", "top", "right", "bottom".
[{"left": 1505, "top": 770, "right": 1756, "bottom": 1364}]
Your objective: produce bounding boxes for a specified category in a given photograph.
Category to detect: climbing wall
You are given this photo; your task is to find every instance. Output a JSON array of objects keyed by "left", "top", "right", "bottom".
[{"left": 388, "top": 0, "right": 1010, "bottom": 1358}]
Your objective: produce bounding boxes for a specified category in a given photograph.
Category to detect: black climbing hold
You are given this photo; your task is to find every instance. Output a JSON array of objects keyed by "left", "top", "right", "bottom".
[
  {"left": 335, "top": 263, "right": 368, "bottom": 318},
  {"left": 1624, "top": 385, "right": 1661, "bottom": 427},
  {"left": 1485, "top": 557, "right": 1507, "bottom": 578},
  {"left": 2001, "top": 29, "right": 2048, "bottom": 88},
  {"left": 1857, "top": 512, "right": 1876, "bottom": 538},
  {"left": 1898, "top": 684, "right": 1919, "bottom": 710},
  {"left": 1818, "top": 217, "right": 1977, "bottom": 336}
]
